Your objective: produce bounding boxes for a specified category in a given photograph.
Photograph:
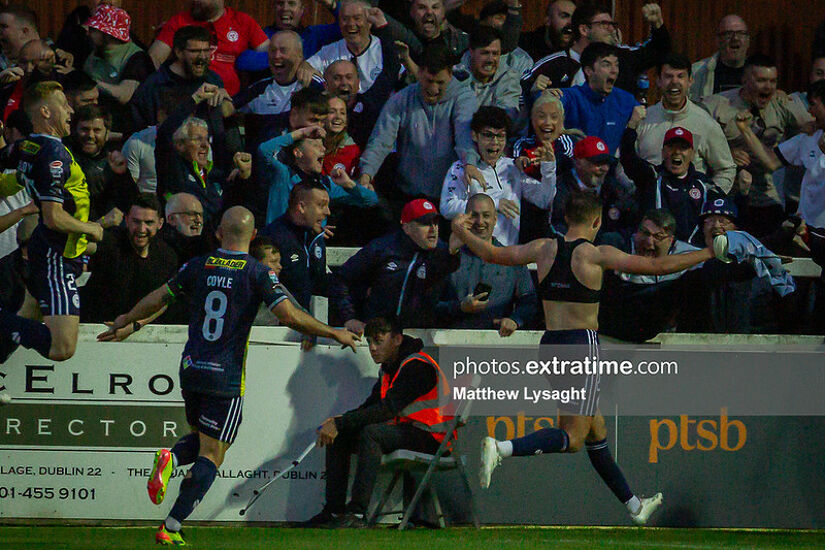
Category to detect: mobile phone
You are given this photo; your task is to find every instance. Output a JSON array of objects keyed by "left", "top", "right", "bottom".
[{"left": 473, "top": 282, "right": 492, "bottom": 300}]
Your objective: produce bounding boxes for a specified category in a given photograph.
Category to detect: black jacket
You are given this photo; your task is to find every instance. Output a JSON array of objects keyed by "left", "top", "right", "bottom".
[
  {"left": 329, "top": 230, "right": 460, "bottom": 328},
  {"left": 335, "top": 336, "right": 437, "bottom": 434},
  {"left": 620, "top": 127, "right": 724, "bottom": 243},
  {"left": 260, "top": 214, "right": 327, "bottom": 310}
]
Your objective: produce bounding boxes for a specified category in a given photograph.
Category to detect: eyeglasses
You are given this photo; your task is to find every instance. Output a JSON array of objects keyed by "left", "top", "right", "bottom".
[
  {"left": 589, "top": 20, "right": 619, "bottom": 30},
  {"left": 479, "top": 131, "right": 507, "bottom": 141},
  {"left": 718, "top": 31, "right": 750, "bottom": 40},
  {"left": 171, "top": 211, "right": 204, "bottom": 219},
  {"left": 638, "top": 227, "right": 671, "bottom": 242}
]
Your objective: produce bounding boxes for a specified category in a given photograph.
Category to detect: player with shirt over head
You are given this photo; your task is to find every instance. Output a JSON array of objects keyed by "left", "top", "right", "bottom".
[
  {"left": 98, "top": 206, "right": 360, "bottom": 545},
  {"left": 0, "top": 81, "right": 104, "bottom": 363},
  {"left": 452, "top": 191, "right": 724, "bottom": 525}
]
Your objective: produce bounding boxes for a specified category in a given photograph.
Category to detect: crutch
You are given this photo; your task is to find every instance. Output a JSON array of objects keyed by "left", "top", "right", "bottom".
[{"left": 239, "top": 441, "right": 317, "bottom": 516}]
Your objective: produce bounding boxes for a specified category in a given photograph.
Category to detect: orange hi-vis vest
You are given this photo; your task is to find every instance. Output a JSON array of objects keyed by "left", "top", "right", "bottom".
[{"left": 380, "top": 351, "right": 453, "bottom": 444}]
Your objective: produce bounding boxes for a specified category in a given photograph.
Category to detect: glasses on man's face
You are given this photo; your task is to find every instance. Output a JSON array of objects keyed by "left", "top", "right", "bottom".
[
  {"left": 172, "top": 211, "right": 204, "bottom": 219},
  {"left": 718, "top": 30, "right": 750, "bottom": 40},
  {"left": 479, "top": 131, "right": 507, "bottom": 142},
  {"left": 638, "top": 227, "right": 671, "bottom": 242},
  {"left": 589, "top": 20, "right": 619, "bottom": 30}
]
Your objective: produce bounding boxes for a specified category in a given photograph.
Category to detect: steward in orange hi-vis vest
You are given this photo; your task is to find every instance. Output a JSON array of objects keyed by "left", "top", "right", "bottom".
[{"left": 380, "top": 351, "right": 454, "bottom": 444}]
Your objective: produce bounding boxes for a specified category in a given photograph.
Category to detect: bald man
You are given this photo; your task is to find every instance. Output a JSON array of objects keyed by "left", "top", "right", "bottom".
[
  {"left": 690, "top": 14, "right": 751, "bottom": 100},
  {"left": 232, "top": 30, "right": 323, "bottom": 118},
  {"left": 98, "top": 205, "right": 360, "bottom": 546}
]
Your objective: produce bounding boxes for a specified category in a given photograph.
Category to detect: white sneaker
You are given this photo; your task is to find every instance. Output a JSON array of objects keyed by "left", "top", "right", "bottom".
[
  {"left": 479, "top": 437, "right": 502, "bottom": 489},
  {"left": 631, "top": 492, "right": 663, "bottom": 525}
]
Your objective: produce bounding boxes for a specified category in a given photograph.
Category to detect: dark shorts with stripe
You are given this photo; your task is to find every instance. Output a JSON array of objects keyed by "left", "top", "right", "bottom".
[
  {"left": 27, "top": 238, "right": 83, "bottom": 317},
  {"left": 540, "top": 329, "right": 601, "bottom": 416},
  {"left": 182, "top": 390, "right": 244, "bottom": 445}
]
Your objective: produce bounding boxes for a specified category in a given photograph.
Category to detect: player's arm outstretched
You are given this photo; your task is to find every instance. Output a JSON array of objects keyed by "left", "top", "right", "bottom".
[
  {"left": 451, "top": 213, "right": 552, "bottom": 266},
  {"left": 596, "top": 242, "right": 715, "bottom": 276},
  {"left": 271, "top": 299, "right": 360, "bottom": 352},
  {"left": 96, "top": 285, "right": 174, "bottom": 341}
]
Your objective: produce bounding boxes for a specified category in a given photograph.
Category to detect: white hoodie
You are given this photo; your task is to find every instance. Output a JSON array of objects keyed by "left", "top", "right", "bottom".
[{"left": 440, "top": 157, "right": 556, "bottom": 246}]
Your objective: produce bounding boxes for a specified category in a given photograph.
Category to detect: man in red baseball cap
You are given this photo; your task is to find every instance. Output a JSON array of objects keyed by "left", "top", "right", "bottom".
[
  {"left": 330, "top": 198, "right": 462, "bottom": 332},
  {"left": 83, "top": 4, "right": 155, "bottom": 131},
  {"left": 551, "top": 135, "right": 636, "bottom": 234},
  {"left": 621, "top": 107, "right": 734, "bottom": 243}
]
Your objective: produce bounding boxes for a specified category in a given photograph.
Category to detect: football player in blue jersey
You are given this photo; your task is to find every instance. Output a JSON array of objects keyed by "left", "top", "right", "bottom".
[
  {"left": 98, "top": 206, "right": 360, "bottom": 545},
  {"left": 0, "top": 81, "right": 105, "bottom": 363}
]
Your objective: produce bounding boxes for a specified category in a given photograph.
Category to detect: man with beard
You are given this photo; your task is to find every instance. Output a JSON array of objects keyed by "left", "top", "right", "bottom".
[
  {"left": 690, "top": 15, "right": 750, "bottom": 101},
  {"left": 80, "top": 193, "right": 178, "bottom": 325},
  {"left": 520, "top": 0, "right": 576, "bottom": 61},
  {"left": 235, "top": 0, "right": 342, "bottom": 73},
  {"left": 621, "top": 116, "right": 731, "bottom": 243},
  {"left": 130, "top": 26, "right": 234, "bottom": 169},
  {"left": 0, "top": 82, "right": 104, "bottom": 363},
  {"left": 558, "top": 42, "right": 638, "bottom": 155},
  {"left": 307, "top": 1, "right": 388, "bottom": 94},
  {"left": 634, "top": 53, "right": 737, "bottom": 193},
  {"left": 66, "top": 104, "right": 138, "bottom": 223},
  {"left": 525, "top": 2, "right": 669, "bottom": 102},
  {"left": 82, "top": 4, "right": 154, "bottom": 133},
  {"left": 256, "top": 123, "right": 377, "bottom": 224},
  {"left": 441, "top": 106, "right": 557, "bottom": 246},
  {"left": 453, "top": 27, "right": 521, "bottom": 121},
  {"left": 321, "top": 10, "right": 399, "bottom": 150},
  {"left": 148, "top": 0, "right": 269, "bottom": 96},
  {"left": 230, "top": 31, "right": 324, "bottom": 148},
  {"left": 702, "top": 54, "right": 811, "bottom": 237},
  {"left": 62, "top": 71, "right": 100, "bottom": 112}
]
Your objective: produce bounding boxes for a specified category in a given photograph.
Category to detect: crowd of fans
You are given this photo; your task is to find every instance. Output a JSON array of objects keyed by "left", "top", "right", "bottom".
[{"left": 2, "top": 0, "right": 825, "bottom": 340}]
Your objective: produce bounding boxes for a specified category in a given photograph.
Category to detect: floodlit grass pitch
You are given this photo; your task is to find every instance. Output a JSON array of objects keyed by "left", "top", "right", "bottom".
[{"left": 1, "top": 526, "right": 824, "bottom": 549}]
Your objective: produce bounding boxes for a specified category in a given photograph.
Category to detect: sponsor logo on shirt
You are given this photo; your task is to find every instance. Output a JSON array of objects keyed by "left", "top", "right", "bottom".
[
  {"left": 290, "top": 253, "right": 300, "bottom": 263},
  {"left": 205, "top": 256, "right": 247, "bottom": 269},
  {"left": 386, "top": 261, "right": 398, "bottom": 271}
]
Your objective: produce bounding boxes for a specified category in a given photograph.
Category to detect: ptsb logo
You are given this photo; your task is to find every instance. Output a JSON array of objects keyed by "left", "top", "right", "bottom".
[{"left": 648, "top": 408, "right": 746, "bottom": 463}]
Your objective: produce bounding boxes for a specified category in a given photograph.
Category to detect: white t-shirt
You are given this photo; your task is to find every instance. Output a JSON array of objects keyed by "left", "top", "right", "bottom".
[
  {"left": 778, "top": 129, "right": 825, "bottom": 228},
  {"left": 122, "top": 126, "right": 158, "bottom": 194},
  {"left": 307, "top": 36, "right": 383, "bottom": 93},
  {"left": 0, "top": 186, "right": 31, "bottom": 259}
]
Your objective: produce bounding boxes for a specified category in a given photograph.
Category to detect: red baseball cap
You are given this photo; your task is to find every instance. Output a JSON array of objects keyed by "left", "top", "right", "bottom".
[
  {"left": 663, "top": 126, "right": 694, "bottom": 148},
  {"left": 401, "top": 199, "right": 439, "bottom": 224},
  {"left": 573, "top": 136, "right": 610, "bottom": 163},
  {"left": 86, "top": 4, "right": 131, "bottom": 43}
]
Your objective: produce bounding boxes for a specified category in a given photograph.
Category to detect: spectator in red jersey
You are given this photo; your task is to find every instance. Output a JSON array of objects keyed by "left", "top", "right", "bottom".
[
  {"left": 322, "top": 96, "right": 360, "bottom": 178},
  {"left": 148, "top": 0, "right": 270, "bottom": 96}
]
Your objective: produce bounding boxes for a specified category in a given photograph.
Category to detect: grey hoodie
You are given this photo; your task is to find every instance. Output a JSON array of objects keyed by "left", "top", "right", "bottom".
[
  {"left": 359, "top": 77, "right": 479, "bottom": 199},
  {"left": 454, "top": 50, "right": 523, "bottom": 121}
]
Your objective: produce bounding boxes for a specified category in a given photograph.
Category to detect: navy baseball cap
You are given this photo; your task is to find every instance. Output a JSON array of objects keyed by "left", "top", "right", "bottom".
[{"left": 699, "top": 197, "right": 738, "bottom": 221}]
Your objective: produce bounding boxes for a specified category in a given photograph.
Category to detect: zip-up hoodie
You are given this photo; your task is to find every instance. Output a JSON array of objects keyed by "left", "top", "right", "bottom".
[
  {"left": 454, "top": 50, "right": 522, "bottom": 121},
  {"left": 329, "top": 230, "right": 460, "bottom": 328},
  {"left": 359, "top": 77, "right": 479, "bottom": 199}
]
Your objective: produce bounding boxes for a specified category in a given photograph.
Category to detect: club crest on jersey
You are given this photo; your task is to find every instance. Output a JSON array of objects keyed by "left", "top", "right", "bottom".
[
  {"left": 226, "top": 30, "right": 239, "bottom": 42},
  {"left": 314, "top": 246, "right": 322, "bottom": 259},
  {"left": 689, "top": 188, "right": 702, "bottom": 200},
  {"left": 268, "top": 270, "right": 279, "bottom": 284},
  {"left": 416, "top": 264, "right": 426, "bottom": 279},
  {"left": 205, "top": 256, "right": 247, "bottom": 269}
]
